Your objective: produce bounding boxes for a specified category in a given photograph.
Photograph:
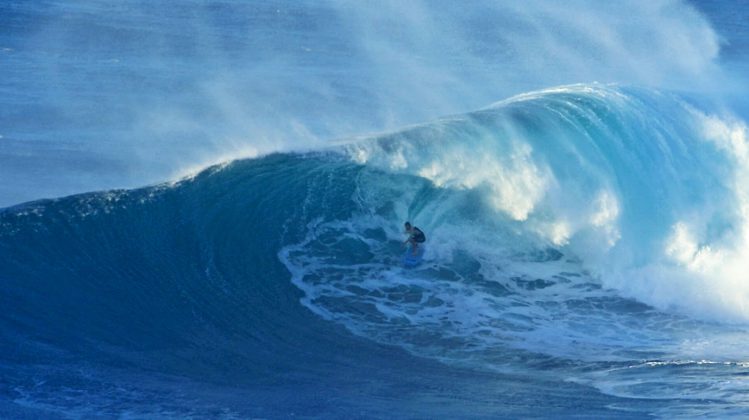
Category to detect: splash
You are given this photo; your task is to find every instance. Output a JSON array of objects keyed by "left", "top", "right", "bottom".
[
  {"left": 340, "top": 84, "right": 749, "bottom": 322},
  {"left": 619, "top": 112, "right": 749, "bottom": 322}
]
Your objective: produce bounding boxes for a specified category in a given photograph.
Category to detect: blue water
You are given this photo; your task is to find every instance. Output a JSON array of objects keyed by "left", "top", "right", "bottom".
[{"left": 3, "top": 1, "right": 749, "bottom": 418}]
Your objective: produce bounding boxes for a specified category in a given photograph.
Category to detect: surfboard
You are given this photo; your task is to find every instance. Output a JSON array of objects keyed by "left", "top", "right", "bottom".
[{"left": 402, "top": 245, "right": 425, "bottom": 267}]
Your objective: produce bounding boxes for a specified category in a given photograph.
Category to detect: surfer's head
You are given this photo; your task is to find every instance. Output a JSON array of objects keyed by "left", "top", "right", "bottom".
[{"left": 404, "top": 221, "right": 412, "bottom": 231}]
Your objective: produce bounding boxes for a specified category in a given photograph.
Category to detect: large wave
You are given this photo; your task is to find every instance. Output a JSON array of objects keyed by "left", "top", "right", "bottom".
[{"left": 3, "top": 83, "right": 749, "bottom": 416}]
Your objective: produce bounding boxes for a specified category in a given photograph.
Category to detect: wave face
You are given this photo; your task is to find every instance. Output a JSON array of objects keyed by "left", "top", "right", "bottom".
[{"left": 2, "top": 84, "right": 749, "bottom": 417}]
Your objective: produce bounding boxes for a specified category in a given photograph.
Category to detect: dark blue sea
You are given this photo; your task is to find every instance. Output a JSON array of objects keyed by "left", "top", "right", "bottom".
[{"left": 2, "top": 1, "right": 749, "bottom": 418}]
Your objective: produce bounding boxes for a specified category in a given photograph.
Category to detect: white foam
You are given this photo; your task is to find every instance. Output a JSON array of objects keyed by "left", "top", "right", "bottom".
[{"left": 603, "top": 112, "right": 749, "bottom": 323}]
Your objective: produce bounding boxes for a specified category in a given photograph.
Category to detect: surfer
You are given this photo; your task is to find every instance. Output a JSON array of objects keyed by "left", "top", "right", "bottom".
[{"left": 403, "top": 221, "right": 426, "bottom": 255}]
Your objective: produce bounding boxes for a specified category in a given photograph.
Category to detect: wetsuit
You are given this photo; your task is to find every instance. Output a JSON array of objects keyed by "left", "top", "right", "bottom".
[{"left": 410, "top": 227, "right": 426, "bottom": 243}]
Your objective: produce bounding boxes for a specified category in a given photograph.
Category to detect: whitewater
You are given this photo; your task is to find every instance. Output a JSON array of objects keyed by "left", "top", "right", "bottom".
[{"left": 2, "top": 0, "right": 749, "bottom": 418}]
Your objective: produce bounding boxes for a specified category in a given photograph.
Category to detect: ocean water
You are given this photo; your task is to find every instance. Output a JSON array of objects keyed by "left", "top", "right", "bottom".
[{"left": 2, "top": 1, "right": 749, "bottom": 418}]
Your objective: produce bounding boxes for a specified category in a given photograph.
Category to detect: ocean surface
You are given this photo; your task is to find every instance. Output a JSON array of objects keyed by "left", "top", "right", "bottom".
[{"left": 2, "top": 1, "right": 749, "bottom": 418}]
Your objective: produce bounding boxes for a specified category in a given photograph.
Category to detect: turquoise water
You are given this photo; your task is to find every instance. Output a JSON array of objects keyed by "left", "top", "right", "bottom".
[{"left": 2, "top": 1, "right": 749, "bottom": 418}]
